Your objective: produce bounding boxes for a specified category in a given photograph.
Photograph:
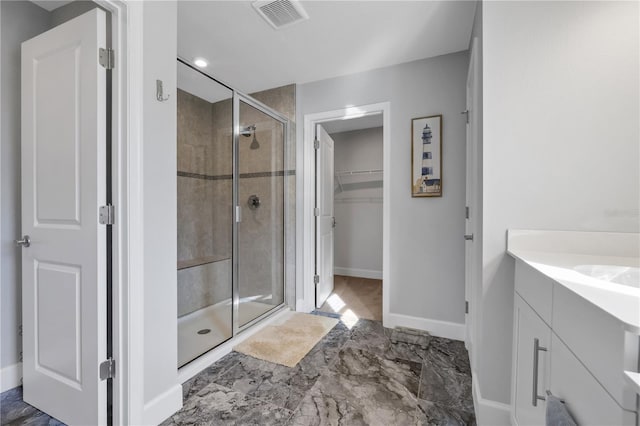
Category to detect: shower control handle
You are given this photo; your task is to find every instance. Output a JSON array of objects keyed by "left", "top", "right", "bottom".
[{"left": 248, "top": 195, "right": 261, "bottom": 210}]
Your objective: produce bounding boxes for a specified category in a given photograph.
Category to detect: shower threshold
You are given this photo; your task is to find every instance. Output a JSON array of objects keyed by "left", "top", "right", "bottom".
[{"left": 178, "top": 299, "right": 278, "bottom": 367}]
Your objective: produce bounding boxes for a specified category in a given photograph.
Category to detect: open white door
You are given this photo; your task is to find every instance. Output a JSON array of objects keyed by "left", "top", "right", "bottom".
[
  {"left": 464, "top": 38, "right": 479, "bottom": 352},
  {"left": 20, "top": 9, "right": 108, "bottom": 425},
  {"left": 315, "top": 125, "right": 335, "bottom": 308}
]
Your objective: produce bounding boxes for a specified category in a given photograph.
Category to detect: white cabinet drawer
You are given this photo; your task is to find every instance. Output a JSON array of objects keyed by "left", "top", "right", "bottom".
[
  {"left": 549, "top": 334, "right": 636, "bottom": 426},
  {"left": 553, "top": 283, "right": 639, "bottom": 410},
  {"left": 512, "top": 295, "right": 551, "bottom": 426},
  {"left": 515, "top": 260, "right": 553, "bottom": 326}
]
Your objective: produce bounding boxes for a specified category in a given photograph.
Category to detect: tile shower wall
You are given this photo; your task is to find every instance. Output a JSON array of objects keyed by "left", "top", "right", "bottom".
[
  {"left": 177, "top": 85, "right": 296, "bottom": 317},
  {"left": 177, "top": 89, "right": 233, "bottom": 317}
]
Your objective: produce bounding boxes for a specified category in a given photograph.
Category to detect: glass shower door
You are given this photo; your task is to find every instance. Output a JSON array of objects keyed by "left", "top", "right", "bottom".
[
  {"left": 236, "top": 97, "right": 286, "bottom": 328},
  {"left": 176, "top": 61, "right": 233, "bottom": 367}
]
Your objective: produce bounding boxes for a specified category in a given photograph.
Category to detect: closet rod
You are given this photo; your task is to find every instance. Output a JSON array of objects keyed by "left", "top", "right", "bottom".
[{"left": 335, "top": 169, "right": 383, "bottom": 176}]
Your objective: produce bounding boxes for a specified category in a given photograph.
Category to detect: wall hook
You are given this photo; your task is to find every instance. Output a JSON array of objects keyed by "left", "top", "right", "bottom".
[{"left": 156, "top": 79, "right": 170, "bottom": 102}]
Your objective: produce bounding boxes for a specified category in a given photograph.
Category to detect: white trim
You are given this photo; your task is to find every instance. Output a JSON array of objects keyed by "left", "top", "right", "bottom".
[
  {"left": 299, "top": 102, "right": 391, "bottom": 327},
  {"left": 0, "top": 363, "right": 22, "bottom": 393},
  {"left": 177, "top": 308, "right": 291, "bottom": 384},
  {"left": 334, "top": 267, "right": 382, "bottom": 280},
  {"left": 93, "top": 1, "right": 135, "bottom": 425},
  {"left": 142, "top": 384, "right": 183, "bottom": 426},
  {"left": 472, "top": 372, "right": 512, "bottom": 426},
  {"left": 386, "top": 312, "right": 465, "bottom": 341}
]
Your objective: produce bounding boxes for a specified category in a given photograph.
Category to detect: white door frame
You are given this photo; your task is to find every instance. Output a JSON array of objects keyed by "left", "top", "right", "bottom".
[
  {"left": 90, "top": 1, "right": 143, "bottom": 424},
  {"left": 299, "top": 102, "right": 391, "bottom": 326},
  {"left": 465, "top": 36, "right": 481, "bottom": 372}
]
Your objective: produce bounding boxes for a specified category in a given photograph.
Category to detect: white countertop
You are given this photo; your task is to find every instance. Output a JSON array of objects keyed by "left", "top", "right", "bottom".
[{"left": 507, "top": 230, "right": 640, "bottom": 334}]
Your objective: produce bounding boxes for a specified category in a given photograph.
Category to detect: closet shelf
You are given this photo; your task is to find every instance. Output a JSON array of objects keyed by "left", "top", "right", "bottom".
[{"left": 335, "top": 169, "right": 383, "bottom": 194}]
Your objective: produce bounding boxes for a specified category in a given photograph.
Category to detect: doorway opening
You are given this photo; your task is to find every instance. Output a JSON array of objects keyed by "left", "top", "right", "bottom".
[
  {"left": 301, "top": 102, "right": 391, "bottom": 327},
  {"left": 315, "top": 115, "right": 383, "bottom": 322}
]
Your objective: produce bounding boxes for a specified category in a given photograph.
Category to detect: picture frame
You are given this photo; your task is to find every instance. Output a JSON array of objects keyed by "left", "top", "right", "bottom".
[{"left": 411, "top": 115, "right": 442, "bottom": 197}]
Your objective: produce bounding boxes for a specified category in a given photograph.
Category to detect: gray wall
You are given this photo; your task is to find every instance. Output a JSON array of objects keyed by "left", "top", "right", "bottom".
[
  {"left": 331, "top": 127, "right": 383, "bottom": 276},
  {"left": 298, "top": 51, "right": 469, "bottom": 326},
  {"left": 480, "top": 0, "right": 639, "bottom": 407},
  {"left": 0, "top": 0, "right": 51, "bottom": 373}
]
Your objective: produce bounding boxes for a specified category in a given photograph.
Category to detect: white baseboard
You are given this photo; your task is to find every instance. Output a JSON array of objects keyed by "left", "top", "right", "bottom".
[
  {"left": 334, "top": 267, "right": 382, "bottom": 280},
  {"left": 0, "top": 362, "right": 22, "bottom": 393},
  {"left": 472, "top": 372, "right": 511, "bottom": 426},
  {"left": 385, "top": 312, "right": 465, "bottom": 341},
  {"left": 143, "top": 384, "right": 183, "bottom": 425}
]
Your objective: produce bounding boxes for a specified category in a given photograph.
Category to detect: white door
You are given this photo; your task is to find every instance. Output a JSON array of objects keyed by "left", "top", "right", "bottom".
[
  {"left": 315, "top": 125, "right": 335, "bottom": 308},
  {"left": 464, "top": 38, "right": 478, "bottom": 352},
  {"left": 20, "top": 9, "right": 108, "bottom": 425}
]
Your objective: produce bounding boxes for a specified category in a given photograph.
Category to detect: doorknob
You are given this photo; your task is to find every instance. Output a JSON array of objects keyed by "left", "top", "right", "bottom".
[
  {"left": 464, "top": 234, "right": 474, "bottom": 241},
  {"left": 15, "top": 235, "right": 31, "bottom": 248}
]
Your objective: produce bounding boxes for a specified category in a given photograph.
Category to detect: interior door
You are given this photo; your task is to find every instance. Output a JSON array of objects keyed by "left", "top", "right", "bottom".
[
  {"left": 20, "top": 9, "right": 107, "bottom": 425},
  {"left": 464, "top": 38, "right": 478, "bottom": 352},
  {"left": 315, "top": 125, "right": 335, "bottom": 308}
]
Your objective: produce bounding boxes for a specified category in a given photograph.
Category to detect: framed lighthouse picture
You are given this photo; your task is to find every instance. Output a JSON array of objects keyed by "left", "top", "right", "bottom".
[{"left": 411, "top": 115, "right": 442, "bottom": 197}]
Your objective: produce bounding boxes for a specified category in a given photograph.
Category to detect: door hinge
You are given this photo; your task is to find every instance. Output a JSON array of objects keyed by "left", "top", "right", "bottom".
[
  {"left": 99, "top": 48, "right": 115, "bottom": 69},
  {"left": 314, "top": 274, "right": 320, "bottom": 285},
  {"left": 99, "top": 358, "right": 116, "bottom": 380},
  {"left": 465, "top": 206, "right": 470, "bottom": 219},
  {"left": 99, "top": 205, "right": 115, "bottom": 225},
  {"left": 465, "top": 301, "right": 469, "bottom": 314},
  {"left": 314, "top": 207, "right": 320, "bottom": 217},
  {"left": 314, "top": 139, "right": 320, "bottom": 150}
]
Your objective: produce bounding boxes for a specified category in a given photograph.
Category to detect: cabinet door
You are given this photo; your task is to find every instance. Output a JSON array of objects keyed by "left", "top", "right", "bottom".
[{"left": 512, "top": 295, "right": 551, "bottom": 426}]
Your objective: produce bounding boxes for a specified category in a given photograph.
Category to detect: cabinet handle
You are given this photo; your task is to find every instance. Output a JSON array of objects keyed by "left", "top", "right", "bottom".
[{"left": 532, "top": 337, "right": 547, "bottom": 407}]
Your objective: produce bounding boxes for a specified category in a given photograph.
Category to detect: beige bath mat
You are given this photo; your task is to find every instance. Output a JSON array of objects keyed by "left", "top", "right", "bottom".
[{"left": 233, "top": 312, "right": 338, "bottom": 367}]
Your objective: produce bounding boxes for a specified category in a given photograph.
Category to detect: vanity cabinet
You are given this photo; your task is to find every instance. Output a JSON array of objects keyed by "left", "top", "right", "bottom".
[
  {"left": 512, "top": 294, "right": 551, "bottom": 426},
  {"left": 511, "top": 260, "right": 637, "bottom": 426}
]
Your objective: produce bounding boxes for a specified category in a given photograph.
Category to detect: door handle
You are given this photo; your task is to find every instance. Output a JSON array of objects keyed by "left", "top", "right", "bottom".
[
  {"left": 332, "top": 217, "right": 336, "bottom": 228},
  {"left": 464, "top": 234, "right": 474, "bottom": 241},
  {"left": 532, "top": 337, "right": 547, "bottom": 407},
  {"left": 15, "top": 235, "right": 31, "bottom": 248}
]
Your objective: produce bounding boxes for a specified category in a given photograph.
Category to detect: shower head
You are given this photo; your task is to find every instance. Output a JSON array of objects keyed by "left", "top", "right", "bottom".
[
  {"left": 241, "top": 124, "right": 256, "bottom": 137},
  {"left": 250, "top": 133, "right": 260, "bottom": 150},
  {"left": 241, "top": 124, "right": 260, "bottom": 149}
]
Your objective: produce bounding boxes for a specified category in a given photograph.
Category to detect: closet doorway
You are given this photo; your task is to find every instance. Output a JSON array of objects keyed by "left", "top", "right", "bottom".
[{"left": 314, "top": 113, "right": 384, "bottom": 323}]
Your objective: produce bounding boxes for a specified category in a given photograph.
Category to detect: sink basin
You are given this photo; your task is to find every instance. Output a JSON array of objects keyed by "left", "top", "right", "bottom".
[{"left": 574, "top": 265, "right": 640, "bottom": 288}]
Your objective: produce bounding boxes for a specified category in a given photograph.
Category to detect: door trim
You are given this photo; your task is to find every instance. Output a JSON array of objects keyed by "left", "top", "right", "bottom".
[{"left": 299, "top": 102, "right": 391, "bottom": 326}]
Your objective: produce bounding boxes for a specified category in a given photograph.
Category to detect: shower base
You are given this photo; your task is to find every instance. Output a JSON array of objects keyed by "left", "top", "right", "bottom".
[{"left": 178, "top": 299, "right": 277, "bottom": 367}]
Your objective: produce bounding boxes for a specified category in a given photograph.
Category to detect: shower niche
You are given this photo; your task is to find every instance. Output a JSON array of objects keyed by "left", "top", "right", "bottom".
[{"left": 176, "top": 60, "right": 288, "bottom": 367}]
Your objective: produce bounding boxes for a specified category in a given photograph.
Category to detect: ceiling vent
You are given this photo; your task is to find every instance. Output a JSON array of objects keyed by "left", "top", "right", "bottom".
[{"left": 252, "top": 0, "right": 309, "bottom": 30}]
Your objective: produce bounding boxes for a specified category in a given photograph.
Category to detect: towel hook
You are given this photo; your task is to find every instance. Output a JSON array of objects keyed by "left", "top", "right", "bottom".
[{"left": 156, "top": 79, "right": 170, "bottom": 102}]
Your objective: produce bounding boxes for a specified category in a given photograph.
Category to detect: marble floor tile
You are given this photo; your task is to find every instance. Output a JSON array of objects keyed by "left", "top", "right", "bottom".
[
  {"left": 182, "top": 351, "right": 243, "bottom": 400},
  {"left": 347, "top": 319, "right": 431, "bottom": 364},
  {"left": 288, "top": 344, "right": 423, "bottom": 426},
  {"left": 2, "top": 312, "right": 476, "bottom": 426},
  {"left": 211, "top": 353, "right": 307, "bottom": 411},
  {"left": 416, "top": 400, "right": 477, "bottom": 426},
  {"left": 0, "top": 387, "right": 65, "bottom": 426},
  {"left": 419, "top": 338, "right": 474, "bottom": 416},
  {"left": 163, "top": 383, "right": 292, "bottom": 426}
]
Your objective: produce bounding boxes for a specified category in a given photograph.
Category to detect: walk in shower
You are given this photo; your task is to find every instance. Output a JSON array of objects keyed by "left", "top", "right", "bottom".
[{"left": 176, "top": 59, "right": 288, "bottom": 367}]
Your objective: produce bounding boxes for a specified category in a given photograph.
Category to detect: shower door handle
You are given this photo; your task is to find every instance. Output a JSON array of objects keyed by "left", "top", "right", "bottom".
[{"left": 235, "top": 206, "right": 242, "bottom": 223}]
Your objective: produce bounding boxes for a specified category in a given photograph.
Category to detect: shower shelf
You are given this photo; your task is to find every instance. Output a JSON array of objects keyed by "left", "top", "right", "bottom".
[{"left": 177, "top": 255, "right": 231, "bottom": 271}]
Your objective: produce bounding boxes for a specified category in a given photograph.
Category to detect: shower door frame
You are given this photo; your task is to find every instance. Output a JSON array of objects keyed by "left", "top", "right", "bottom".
[
  {"left": 176, "top": 58, "right": 289, "bottom": 353},
  {"left": 232, "top": 93, "right": 290, "bottom": 336}
]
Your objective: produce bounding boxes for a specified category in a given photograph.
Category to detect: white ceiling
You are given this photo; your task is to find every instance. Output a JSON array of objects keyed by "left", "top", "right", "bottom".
[
  {"left": 322, "top": 113, "right": 383, "bottom": 135},
  {"left": 178, "top": 0, "right": 477, "bottom": 94}
]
